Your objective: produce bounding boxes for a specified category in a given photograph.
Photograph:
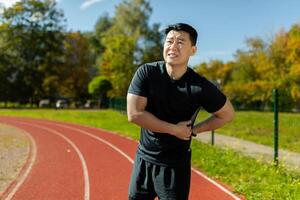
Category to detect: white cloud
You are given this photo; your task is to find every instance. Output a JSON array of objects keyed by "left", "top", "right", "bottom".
[
  {"left": 0, "top": 0, "right": 20, "bottom": 8},
  {"left": 0, "top": 0, "right": 61, "bottom": 8},
  {"left": 0, "top": 0, "right": 60, "bottom": 16},
  {"left": 80, "top": 0, "right": 104, "bottom": 10}
]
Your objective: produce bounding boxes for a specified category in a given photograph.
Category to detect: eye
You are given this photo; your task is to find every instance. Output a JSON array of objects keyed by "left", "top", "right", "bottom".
[
  {"left": 165, "top": 40, "right": 173, "bottom": 44},
  {"left": 178, "top": 40, "right": 184, "bottom": 45}
]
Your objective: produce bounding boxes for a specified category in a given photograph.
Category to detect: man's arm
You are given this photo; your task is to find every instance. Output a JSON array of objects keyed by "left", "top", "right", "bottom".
[
  {"left": 127, "top": 93, "right": 192, "bottom": 140},
  {"left": 192, "top": 98, "right": 235, "bottom": 134}
]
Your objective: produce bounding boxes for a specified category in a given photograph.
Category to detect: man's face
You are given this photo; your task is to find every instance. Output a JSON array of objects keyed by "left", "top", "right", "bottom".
[{"left": 163, "top": 30, "right": 196, "bottom": 67}]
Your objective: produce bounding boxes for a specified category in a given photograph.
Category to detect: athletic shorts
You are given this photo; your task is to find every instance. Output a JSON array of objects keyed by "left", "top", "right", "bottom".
[{"left": 128, "top": 154, "right": 191, "bottom": 200}]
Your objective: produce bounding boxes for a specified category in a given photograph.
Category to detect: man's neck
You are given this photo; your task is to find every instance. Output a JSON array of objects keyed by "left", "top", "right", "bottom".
[{"left": 166, "top": 63, "right": 188, "bottom": 80}]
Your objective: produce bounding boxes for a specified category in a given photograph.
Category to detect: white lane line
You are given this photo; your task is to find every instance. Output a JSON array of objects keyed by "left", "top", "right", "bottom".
[
  {"left": 38, "top": 120, "right": 241, "bottom": 200},
  {"left": 41, "top": 121, "right": 134, "bottom": 164},
  {"left": 4, "top": 126, "right": 37, "bottom": 200},
  {"left": 14, "top": 122, "right": 90, "bottom": 200}
]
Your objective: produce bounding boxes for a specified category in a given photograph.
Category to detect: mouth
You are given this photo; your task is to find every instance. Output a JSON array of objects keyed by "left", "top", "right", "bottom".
[{"left": 167, "top": 52, "right": 179, "bottom": 58}]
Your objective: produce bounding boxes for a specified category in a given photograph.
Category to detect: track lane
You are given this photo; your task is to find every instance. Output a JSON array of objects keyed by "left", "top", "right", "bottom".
[
  {"left": 1, "top": 117, "right": 133, "bottom": 200},
  {"left": 0, "top": 117, "right": 242, "bottom": 200},
  {"left": 34, "top": 120, "right": 133, "bottom": 199},
  {"left": 1, "top": 121, "right": 85, "bottom": 200}
]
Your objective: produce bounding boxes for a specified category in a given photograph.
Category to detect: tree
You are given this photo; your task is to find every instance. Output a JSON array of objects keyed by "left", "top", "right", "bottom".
[
  {"left": 98, "top": 0, "right": 162, "bottom": 97},
  {"left": 140, "top": 23, "right": 163, "bottom": 63},
  {"left": 195, "top": 60, "right": 224, "bottom": 83},
  {"left": 91, "top": 13, "right": 113, "bottom": 55},
  {"left": 0, "top": 51, "right": 15, "bottom": 104},
  {"left": 101, "top": 33, "right": 136, "bottom": 96},
  {"left": 222, "top": 37, "right": 274, "bottom": 108},
  {"left": 52, "top": 31, "right": 96, "bottom": 101},
  {"left": 88, "top": 76, "right": 112, "bottom": 108},
  {"left": 194, "top": 23, "right": 300, "bottom": 110},
  {"left": 0, "top": 0, "right": 65, "bottom": 105},
  {"left": 286, "top": 24, "right": 300, "bottom": 107}
]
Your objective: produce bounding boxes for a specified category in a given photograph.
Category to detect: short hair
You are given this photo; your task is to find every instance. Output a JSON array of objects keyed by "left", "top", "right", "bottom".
[{"left": 164, "top": 23, "right": 198, "bottom": 46}]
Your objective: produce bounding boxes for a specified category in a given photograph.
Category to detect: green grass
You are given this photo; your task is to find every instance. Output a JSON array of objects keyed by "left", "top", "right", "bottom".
[
  {"left": 196, "top": 110, "right": 300, "bottom": 153},
  {"left": 191, "top": 141, "right": 300, "bottom": 200},
  {"left": 0, "top": 109, "right": 300, "bottom": 199}
]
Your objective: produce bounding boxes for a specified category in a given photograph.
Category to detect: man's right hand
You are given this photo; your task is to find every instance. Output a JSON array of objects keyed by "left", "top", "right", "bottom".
[{"left": 172, "top": 121, "right": 192, "bottom": 140}]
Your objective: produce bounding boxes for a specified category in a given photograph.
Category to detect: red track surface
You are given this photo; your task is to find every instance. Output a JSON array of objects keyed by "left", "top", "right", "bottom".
[{"left": 0, "top": 117, "right": 243, "bottom": 200}]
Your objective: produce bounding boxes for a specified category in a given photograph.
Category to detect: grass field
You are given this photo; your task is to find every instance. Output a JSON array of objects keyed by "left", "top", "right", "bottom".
[
  {"left": 0, "top": 109, "right": 300, "bottom": 199},
  {"left": 220, "top": 111, "right": 300, "bottom": 153},
  {"left": 196, "top": 110, "right": 300, "bottom": 153}
]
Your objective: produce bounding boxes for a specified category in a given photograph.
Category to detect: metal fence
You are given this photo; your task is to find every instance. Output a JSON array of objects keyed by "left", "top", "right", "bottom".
[{"left": 108, "top": 97, "right": 126, "bottom": 111}]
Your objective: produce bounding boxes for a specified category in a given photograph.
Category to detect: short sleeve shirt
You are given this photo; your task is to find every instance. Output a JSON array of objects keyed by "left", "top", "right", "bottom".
[{"left": 128, "top": 61, "right": 226, "bottom": 166}]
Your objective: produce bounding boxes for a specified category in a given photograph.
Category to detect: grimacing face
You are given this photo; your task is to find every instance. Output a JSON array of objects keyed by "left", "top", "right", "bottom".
[{"left": 163, "top": 30, "right": 197, "bottom": 67}]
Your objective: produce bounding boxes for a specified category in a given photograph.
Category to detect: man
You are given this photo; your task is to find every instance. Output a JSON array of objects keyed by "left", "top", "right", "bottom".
[{"left": 127, "top": 23, "right": 234, "bottom": 200}]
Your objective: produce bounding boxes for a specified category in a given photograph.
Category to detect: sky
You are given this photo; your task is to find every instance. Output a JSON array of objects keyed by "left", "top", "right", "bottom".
[{"left": 1, "top": 0, "right": 300, "bottom": 66}]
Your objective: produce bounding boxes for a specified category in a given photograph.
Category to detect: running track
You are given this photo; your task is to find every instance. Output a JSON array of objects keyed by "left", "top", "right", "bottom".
[{"left": 0, "top": 117, "right": 243, "bottom": 200}]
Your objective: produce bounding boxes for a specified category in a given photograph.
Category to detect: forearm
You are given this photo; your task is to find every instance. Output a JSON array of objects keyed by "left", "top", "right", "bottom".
[
  {"left": 128, "top": 110, "right": 177, "bottom": 135},
  {"left": 127, "top": 93, "right": 192, "bottom": 140},
  {"left": 193, "top": 115, "right": 230, "bottom": 134},
  {"left": 193, "top": 99, "right": 235, "bottom": 134}
]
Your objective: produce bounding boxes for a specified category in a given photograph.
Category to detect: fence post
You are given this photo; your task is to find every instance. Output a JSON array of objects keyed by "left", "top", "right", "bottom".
[
  {"left": 273, "top": 89, "right": 279, "bottom": 166},
  {"left": 211, "top": 79, "right": 221, "bottom": 146},
  {"left": 211, "top": 130, "right": 215, "bottom": 145}
]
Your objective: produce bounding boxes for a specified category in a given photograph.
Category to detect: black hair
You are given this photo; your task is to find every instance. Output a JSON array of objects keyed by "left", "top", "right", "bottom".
[{"left": 164, "top": 23, "right": 198, "bottom": 46}]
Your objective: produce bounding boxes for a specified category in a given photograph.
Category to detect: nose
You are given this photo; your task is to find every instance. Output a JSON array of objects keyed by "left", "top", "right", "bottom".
[{"left": 169, "top": 41, "right": 179, "bottom": 50}]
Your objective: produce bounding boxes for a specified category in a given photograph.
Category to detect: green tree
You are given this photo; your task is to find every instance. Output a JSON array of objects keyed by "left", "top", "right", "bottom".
[
  {"left": 88, "top": 76, "right": 112, "bottom": 108},
  {"left": 194, "top": 23, "right": 300, "bottom": 110},
  {"left": 286, "top": 24, "right": 300, "bottom": 107},
  {"left": 0, "top": 0, "right": 65, "bottom": 105},
  {"left": 140, "top": 23, "right": 163, "bottom": 63},
  {"left": 101, "top": 34, "right": 136, "bottom": 96},
  {"left": 88, "top": 14, "right": 113, "bottom": 80},
  {"left": 91, "top": 13, "right": 113, "bottom": 55},
  {"left": 54, "top": 32, "right": 95, "bottom": 101},
  {"left": 99, "top": 0, "right": 162, "bottom": 97},
  {"left": 224, "top": 38, "right": 274, "bottom": 108},
  {"left": 0, "top": 51, "right": 15, "bottom": 104},
  {"left": 195, "top": 60, "right": 224, "bottom": 84}
]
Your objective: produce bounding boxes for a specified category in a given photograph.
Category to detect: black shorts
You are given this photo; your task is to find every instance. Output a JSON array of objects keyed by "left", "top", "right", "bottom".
[{"left": 128, "top": 154, "right": 191, "bottom": 200}]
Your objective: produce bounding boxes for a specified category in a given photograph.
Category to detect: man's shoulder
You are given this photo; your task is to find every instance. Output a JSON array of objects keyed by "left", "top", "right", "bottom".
[
  {"left": 187, "top": 67, "right": 207, "bottom": 82},
  {"left": 140, "top": 61, "right": 164, "bottom": 69},
  {"left": 137, "top": 61, "right": 164, "bottom": 74}
]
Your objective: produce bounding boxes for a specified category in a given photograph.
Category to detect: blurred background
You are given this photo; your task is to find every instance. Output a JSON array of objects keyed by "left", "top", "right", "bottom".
[{"left": 0, "top": 0, "right": 300, "bottom": 112}]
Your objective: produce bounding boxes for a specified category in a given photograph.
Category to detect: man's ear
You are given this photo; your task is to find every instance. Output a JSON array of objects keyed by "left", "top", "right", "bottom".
[{"left": 191, "top": 46, "right": 197, "bottom": 56}]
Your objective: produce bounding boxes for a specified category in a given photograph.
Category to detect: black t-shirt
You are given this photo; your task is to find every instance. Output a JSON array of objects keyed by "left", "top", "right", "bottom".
[{"left": 128, "top": 61, "right": 226, "bottom": 166}]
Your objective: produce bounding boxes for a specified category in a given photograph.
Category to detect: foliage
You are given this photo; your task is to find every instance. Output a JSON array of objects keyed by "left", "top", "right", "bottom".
[
  {"left": 56, "top": 31, "right": 95, "bottom": 100},
  {"left": 0, "top": 0, "right": 65, "bottom": 104},
  {"left": 101, "top": 33, "right": 136, "bottom": 96},
  {"left": 88, "top": 76, "right": 112, "bottom": 108},
  {"left": 90, "top": 13, "right": 113, "bottom": 55},
  {"left": 286, "top": 25, "right": 300, "bottom": 105},
  {"left": 98, "top": 0, "right": 163, "bottom": 96},
  {"left": 194, "top": 23, "right": 300, "bottom": 110},
  {"left": 0, "top": 1, "right": 97, "bottom": 103},
  {"left": 88, "top": 76, "right": 112, "bottom": 98}
]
